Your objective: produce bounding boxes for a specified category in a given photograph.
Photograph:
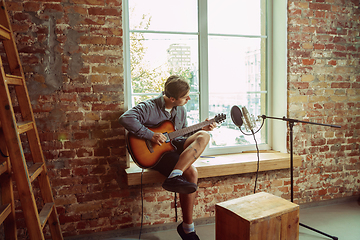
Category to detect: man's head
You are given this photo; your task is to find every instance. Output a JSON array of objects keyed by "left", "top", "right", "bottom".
[{"left": 164, "top": 75, "right": 190, "bottom": 100}]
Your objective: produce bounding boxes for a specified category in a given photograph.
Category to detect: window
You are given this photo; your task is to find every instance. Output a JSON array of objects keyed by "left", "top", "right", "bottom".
[{"left": 123, "top": 0, "right": 287, "bottom": 155}]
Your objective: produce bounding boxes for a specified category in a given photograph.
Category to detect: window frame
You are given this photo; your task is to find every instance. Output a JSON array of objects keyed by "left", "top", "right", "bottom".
[{"left": 122, "top": 0, "right": 288, "bottom": 160}]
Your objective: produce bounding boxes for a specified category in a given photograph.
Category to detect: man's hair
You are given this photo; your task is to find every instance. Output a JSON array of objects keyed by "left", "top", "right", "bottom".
[{"left": 164, "top": 75, "right": 190, "bottom": 99}]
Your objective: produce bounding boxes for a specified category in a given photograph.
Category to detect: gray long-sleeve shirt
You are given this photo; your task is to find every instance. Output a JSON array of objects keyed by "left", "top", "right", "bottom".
[{"left": 119, "top": 93, "right": 188, "bottom": 140}]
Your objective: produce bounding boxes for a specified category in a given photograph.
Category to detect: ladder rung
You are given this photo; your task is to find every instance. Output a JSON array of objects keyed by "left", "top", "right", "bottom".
[
  {"left": 0, "top": 0, "right": 63, "bottom": 238},
  {"left": 0, "top": 24, "right": 11, "bottom": 40},
  {"left": 0, "top": 161, "right": 8, "bottom": 175},
  {"left": 5, "top": 74, "right": 23, "bottom": 85},
  {"left": 39, "top": 202, "right": 54, "bottom": 229},
  {"left": 17, "top": 121, "right": 34, "bottom": 134},
  {"left": 28, "top": 162, "right": 44, "bottom": 182},
  {"left": 0, "top": 204, "right": 11, "bottom": 224}
]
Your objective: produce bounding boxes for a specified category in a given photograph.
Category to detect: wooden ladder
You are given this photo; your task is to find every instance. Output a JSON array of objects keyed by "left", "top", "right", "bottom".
[
  {"left": 0, "top": 129, "right": 17, "bottom": 239},
  {"left": 0, "top": 1, "right": 63, "bottom": 239}
]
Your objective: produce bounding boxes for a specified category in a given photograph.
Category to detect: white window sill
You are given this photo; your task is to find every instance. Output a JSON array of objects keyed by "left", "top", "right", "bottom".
[{"left": 125, "top": 150, "right": 302, "bottom": 186}]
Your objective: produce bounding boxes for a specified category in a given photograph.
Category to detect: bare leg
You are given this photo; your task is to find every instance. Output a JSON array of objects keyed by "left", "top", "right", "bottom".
[
  {"left": 176, "top": 131, "right": 210, "bottom": 225},
  {"left": 174, "top": 131, "right": 210, "bottom": 172},
  {"left": 180, "top": 165, "right": 198, "bottom": 224}
]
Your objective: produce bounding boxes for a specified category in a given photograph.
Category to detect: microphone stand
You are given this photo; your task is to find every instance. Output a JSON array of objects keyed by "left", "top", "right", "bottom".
[{"left": 262, "top": 115, "right": 340, "bottom": 240}]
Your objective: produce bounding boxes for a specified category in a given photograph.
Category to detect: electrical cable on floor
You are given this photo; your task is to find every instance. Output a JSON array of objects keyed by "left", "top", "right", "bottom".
[{"left": 139, "top": 169, "right": 144, "bottom": 239}]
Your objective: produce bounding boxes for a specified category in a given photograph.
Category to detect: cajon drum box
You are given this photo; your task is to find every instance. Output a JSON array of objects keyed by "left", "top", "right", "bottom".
[{"left": 216, "top": 192, "right": 299, "bottom": 240}]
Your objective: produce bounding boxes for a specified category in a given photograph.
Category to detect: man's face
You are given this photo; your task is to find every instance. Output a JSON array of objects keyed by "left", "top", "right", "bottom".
[{"left": 174, "top": 91, "right": 190, "bottom": 106}]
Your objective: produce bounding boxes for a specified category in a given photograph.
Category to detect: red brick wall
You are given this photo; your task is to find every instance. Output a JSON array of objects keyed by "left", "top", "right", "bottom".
[
  {"left": 287, "top": 0, "right": 360, "bottom": 202},
  {"left": 3, "top": 0, "right": 359, "bottom": 238}
]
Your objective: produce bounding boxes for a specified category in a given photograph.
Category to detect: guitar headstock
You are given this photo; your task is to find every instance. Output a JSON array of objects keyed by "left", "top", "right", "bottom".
[{"left": 214, "top": 113, "right": 226, "bottom": 124}]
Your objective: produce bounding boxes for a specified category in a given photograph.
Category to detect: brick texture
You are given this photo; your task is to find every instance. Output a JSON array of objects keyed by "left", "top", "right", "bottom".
[
  {"left": 2, "top": 0, "right": 359, "bottom": 238},
  {"left": 287, "top": 0, "right": 360, "bottom": 204}
]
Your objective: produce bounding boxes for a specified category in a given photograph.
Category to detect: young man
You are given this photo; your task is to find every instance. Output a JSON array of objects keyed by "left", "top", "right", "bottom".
[{"left": 119, "top": 75, "right": 216, "bottom": 240}]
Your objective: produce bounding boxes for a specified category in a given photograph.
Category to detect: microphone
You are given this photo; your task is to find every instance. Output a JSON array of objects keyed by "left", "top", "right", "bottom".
[
  {"left": 230, "top": 105, "right": 257, "bottom": 133},
  {"left": 241, "top": 106, "right": 256, "bottom": 132}
]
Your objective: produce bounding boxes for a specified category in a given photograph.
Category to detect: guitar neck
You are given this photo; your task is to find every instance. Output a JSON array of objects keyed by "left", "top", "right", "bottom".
[{"left": 168, "top": 118, "right": 215, "bottom": 140}]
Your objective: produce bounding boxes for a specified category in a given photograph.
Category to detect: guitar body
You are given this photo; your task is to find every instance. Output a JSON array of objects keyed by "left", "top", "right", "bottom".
[
  {"left": 126, "top": 113, "right": 226, "bottom": 169},
  {"left": 126, "top": 120, "right": 177, "bottom": 169}
]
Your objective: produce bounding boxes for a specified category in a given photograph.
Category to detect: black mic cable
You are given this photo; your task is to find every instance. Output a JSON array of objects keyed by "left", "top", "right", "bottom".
[
  {"left": 252, "top": 133, "right": 260, "bottom": 194},
  {"left": 242, "top": 108, "right": 262, "bottom": 194},
  {"left": 230, "top": 105, "right": 264, "bottom": 194}
]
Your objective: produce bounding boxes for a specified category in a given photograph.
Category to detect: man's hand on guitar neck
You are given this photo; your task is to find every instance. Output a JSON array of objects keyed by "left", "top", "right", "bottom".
[
  {"left": 202, "top": 118, "right": 217, "bottom": 131},
  {"left": 152, "top": 132, "right": 167, "bottom": 146}
]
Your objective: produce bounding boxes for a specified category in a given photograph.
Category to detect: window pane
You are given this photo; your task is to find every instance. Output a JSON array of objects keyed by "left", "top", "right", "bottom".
[
  {"left": 133, "top": 94, "right": 200, "bottom": 126},
  {"left": 130, "top": 32, "right": 199, "bottom": 93},
  {"left": 129, "top": 0, "right": 198, "bottom": 32},
  {"left": 208, "top": 36, "right": 266, "bottom": 147},
  {"left": 133, "top": 94, "right": 155, "bottom": 106},
  {"left": 126, "top": 0, "right": 268, "bottom": 153},
  {"left": 184, "top": 94, "right": 200, "bottom": 125},
  {"left": 208, "top": 0, "right": 263, "bottom": 36}
]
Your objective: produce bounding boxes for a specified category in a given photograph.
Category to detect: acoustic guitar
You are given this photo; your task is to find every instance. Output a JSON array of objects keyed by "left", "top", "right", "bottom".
[{"left": 126, "top": 113, "right": 226, "bottom": 169}]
